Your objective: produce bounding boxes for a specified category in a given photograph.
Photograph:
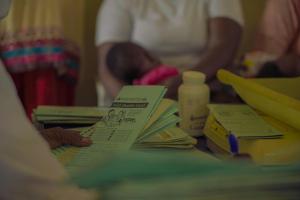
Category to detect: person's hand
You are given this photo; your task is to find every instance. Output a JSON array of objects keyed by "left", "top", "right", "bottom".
[{"left": 40, "top": 127, "right": 92, "bottom": 149}]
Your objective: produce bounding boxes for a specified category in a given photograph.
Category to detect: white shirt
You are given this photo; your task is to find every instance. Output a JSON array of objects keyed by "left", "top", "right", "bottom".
[
  {"left": 96, "top": 0, "right": 244, "bottom": 70},
  {"left": 0, "top": 63, "right": 96, "bottom": 199}
]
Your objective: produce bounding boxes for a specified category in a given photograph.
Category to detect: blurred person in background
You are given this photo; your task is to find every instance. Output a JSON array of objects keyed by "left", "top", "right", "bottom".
[
  {"left": 241, "top": 0, "right": 300, "bottom": 78},
  {"left": 105, "top": 42, "right": 180, "bottom": 85},
  {"left": 96, "top": 0, "right": 243, "bottom": 101},
  {"left": 0, "top": 0, "right": 81, "bottom": 119}
]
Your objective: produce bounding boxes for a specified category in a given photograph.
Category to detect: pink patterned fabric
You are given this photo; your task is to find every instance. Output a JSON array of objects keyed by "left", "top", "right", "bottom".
[
  {"left": 133, "top": 65, "right": 179, "bottom": 85},
  {"left": 0, "top": 38, "right": 79, "bottom": 82}
]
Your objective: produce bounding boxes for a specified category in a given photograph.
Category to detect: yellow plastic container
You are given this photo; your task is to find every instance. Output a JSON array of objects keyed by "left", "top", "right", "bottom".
[{"left": 217, "top": 70, "right": 300, "bottom": 131}]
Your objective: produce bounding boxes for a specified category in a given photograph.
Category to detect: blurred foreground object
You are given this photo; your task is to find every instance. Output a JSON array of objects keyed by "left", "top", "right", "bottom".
[{"left": 70, "top": 152, "right": 300, "bottom": 200}]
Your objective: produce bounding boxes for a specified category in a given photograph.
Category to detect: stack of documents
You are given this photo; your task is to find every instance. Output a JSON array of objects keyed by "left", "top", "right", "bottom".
[
  {"left": 134, "top": 127, "right": 197, "bottom": 149},
  {"left": 50, "top": 86, "right": 196, "bottom": 173},
  {"left": 210, "top": 70, "right": 300, "bottom": 165},
  {"left": 207, "top": 104, "right": 282, "bottom": 140},
  {"left": 133, "top": 97, "right": 196, "bottom": 149},
  {"left": 204, "top": 104, "right": 300, "bottom": 165},
  {"left": 217, "top": 70, "right": 300, "bottom": 130},
  {"left": 70, "top": 98, "right": 196, "bottom": 150},
  {"left": 32, "top": 106, "right": 105, "bottom": 128}
]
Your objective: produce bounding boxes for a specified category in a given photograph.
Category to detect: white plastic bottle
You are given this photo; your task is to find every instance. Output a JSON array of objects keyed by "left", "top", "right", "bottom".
[{"left": 178, "top": 71, "right": 210, "bottom": 137}]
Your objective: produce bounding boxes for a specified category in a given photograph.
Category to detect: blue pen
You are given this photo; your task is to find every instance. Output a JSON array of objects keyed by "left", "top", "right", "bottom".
[{"left": 228, "top": 133, "right": 239, "bottom": 154}]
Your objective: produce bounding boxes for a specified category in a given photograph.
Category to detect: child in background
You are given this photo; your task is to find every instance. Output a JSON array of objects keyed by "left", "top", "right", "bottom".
[{"left": 106, "top": 42, "right": 179, "bottom": 85}]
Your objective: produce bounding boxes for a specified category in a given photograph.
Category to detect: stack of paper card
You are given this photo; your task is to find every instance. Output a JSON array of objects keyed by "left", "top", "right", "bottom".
[
  {"left": 134, "top": 127, "right": 197, "bottom": 149},
  {"left": 207, "top": 104, "right": 282, "bottom": 140},
  {"left": 52, "top": 99, "right": 197, "bottom": 164},
  {"left": 203, "top": 104, "right": 300, "bottom": 165},
  {"left": 72, "top": 97, "right": 196, "bottom": 149},
  {"left": 50, "top": 86, "right": 197, "bottom": 172},
  {"left": 32, "top": 106, "right": 106, "bottom": 128}
]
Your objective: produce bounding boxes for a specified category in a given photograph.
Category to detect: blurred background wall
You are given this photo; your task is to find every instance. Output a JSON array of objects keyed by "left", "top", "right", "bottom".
[{"left": 75, "top": 0, "right": 102, "bottom": 106}]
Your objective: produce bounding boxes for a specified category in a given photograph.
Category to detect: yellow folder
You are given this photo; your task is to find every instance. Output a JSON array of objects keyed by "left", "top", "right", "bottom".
[
  {"left": 217, "top": 70, "right": 300, "bottom": 131},
  {"left": 204, "top": 110, "right": 300, "bottom": 165}
]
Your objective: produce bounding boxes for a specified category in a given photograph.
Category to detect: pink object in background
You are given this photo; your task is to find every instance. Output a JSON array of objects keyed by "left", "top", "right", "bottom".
[{"left": 133, "top": 65, "right": 179, "bottom": 85}]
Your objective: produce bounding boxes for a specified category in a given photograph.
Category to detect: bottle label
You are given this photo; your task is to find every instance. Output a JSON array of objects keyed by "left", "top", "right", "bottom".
[
  {"left": 190, "top": 113, "right": 207, "bottom": 130},
  {"left": 179, "top": 96, "right": 209, "bottom": 136}
]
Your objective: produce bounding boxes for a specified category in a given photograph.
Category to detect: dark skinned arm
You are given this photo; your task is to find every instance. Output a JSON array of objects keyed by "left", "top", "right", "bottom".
[
  {"left": 97, "top": 42, "right": 124, "bottom": 99},
  {"left": 166, "top": 17, "right": 243, "bottom": 99},
  {"left": 194, "top": 17, "right": 242, "bottom": 81}
]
